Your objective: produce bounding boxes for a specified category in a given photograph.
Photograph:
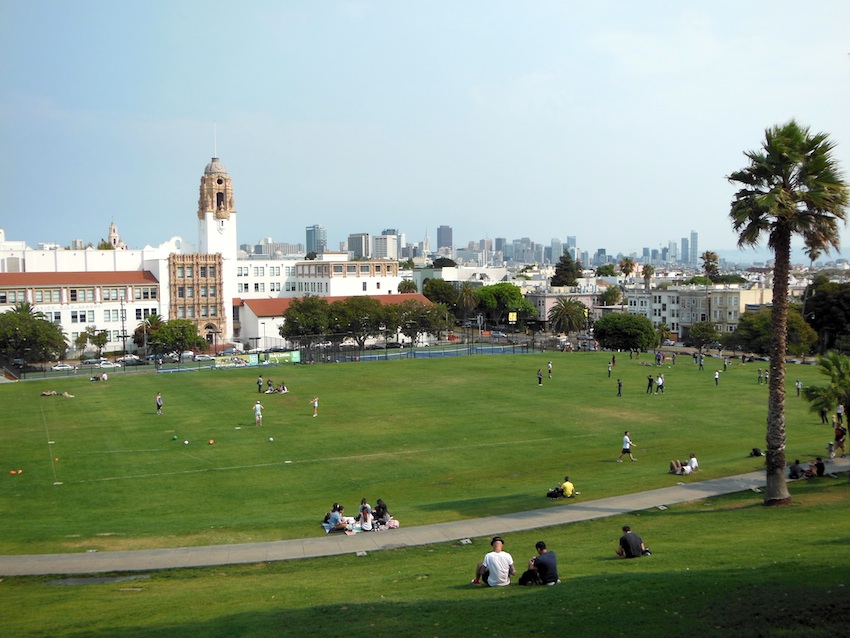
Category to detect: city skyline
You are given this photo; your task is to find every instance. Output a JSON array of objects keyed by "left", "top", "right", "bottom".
[{"left": 2, "top": 2, "right": 849, "bottom": 261}]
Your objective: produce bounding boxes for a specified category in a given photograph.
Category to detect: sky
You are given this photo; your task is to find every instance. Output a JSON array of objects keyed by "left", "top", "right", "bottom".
[{"left": 1, "top": 1, "right": 849, "bottom": 263}]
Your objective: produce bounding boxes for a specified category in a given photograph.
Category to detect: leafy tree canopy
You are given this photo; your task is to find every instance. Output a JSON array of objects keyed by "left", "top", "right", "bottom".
[
  {"left": 397, "top": 279, "right": 418, "bottom": 293},
  {"left": 727, "top": 308, "right": 817, "bottom": 356},
  {"left": 422, "top": 278, "right": 458, "bottom": 308},
  {"left": 551, "top": 252, "right": 582, "bottom": 287},
  {"left": 685, "top": 321, "right": 719, "bottom": 352},
  {"left": 151, "top": 319, "right": 206, "bottom": 354},
  {"left": 596, "top": 264, "right": 616, "bottom": 277},
  {"left": 593, "top": 313, "right": 657, "bottom": 351},
  {"left": 0, "top": 302, "right": 67, "bottom": 362},
  {"left": 431, "top": 257, "right": 457, "bottom": 268}
]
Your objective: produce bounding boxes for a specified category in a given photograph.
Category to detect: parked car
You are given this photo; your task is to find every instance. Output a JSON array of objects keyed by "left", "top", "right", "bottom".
[
  {"left": 491, "top": 331, "right": 508, "bottom": 338},
  {"left": 122, "top": 359, "right": 150, "bottom": 366},
  {"left": 115, "top": 354, "right": 140, "bottom": 362},
  {"left": 663, "top": 339, "right": 675, "bottom": 346},
  {"left": 194, "top": 354, "right": 214, "bottom": 361},
  {"left": 52, "top": 363, "right": 74, "bottom": 371},
  {"left": 97, "top": 361, "right": 121, "bottom": 368},
  {"left": 82, "top": 358, "right": 108, "bottom": 365}
]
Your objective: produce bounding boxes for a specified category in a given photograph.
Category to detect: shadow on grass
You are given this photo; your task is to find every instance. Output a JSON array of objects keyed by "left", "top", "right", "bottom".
[{"left": 55, "top": 566, "right": 850, "bottom": 638}]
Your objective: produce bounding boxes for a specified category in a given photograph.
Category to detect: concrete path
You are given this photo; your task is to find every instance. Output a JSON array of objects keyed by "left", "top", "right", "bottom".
[{"left": 2, "top": 460, "right": 846, "bottom": 577}]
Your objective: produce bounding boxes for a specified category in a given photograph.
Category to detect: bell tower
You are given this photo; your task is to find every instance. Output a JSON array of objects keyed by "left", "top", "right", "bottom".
[{"left": 197, "top": 157, "right": 237, "bottom": 261}]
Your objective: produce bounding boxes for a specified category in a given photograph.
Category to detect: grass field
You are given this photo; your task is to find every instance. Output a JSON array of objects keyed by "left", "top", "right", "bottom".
[
  {"left": 0, "top": 351, "right": 837, "bottom": 554},
  {"left": 1, "top": 351, "right": 848, "bottom": 636}
]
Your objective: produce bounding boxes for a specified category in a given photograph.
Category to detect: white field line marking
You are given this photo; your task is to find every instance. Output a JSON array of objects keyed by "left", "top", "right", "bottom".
[
  {"left": 72, "top": 436, "right": 578, "bottom": 484},
  {"left": 41, "top": 404, "right": 60, "bottom": 484}
]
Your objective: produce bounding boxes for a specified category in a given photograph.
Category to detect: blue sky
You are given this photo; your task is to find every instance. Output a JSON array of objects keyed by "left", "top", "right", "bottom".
[{"left": 2, "top": 1, "right": 849, "bottom": 262}]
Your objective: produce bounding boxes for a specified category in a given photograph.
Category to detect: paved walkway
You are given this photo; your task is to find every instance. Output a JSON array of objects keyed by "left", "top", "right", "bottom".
[{"left": 2, "top": 461, "right": 847, "bottom": 577}]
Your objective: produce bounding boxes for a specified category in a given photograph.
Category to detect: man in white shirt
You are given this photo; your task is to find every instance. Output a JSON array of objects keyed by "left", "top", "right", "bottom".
[{"left": 472, "top": 536, "right": 516, "bottom": 586}]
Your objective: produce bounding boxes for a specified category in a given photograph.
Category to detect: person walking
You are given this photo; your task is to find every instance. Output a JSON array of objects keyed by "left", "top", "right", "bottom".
[
  {"left": 257, "top": 375, "right": 263, "bottom": 393},
  {"left": 310, "top": 395, "right": 319, "bottom": 417},
  {"left": 156, "top": 392, "right": 163, "bottom": 415},
  {"left": 645, "top": 375, "right": 654, "bottom": 394},
  {"left": 714, "top": 370, "right": 720, "bottom": 386},
  {"left": 608, "top": 362, "right": 612, "bottom": 378},
  {"left": 537, "top": 369, "right": 543, "bottom": 386},
  {"left": 795, "top": 379, "right": 803, "bottom": 397},
  {"left": 548, "top": 361, "right": 552, "bottom": 378},
  {"left": 617, "top": 379, "right": 622, "bottom": 397},
  {"left": 617, "top": 431, "right": 637, "bottom": 462},
  {"left": 253, "top": 400, "right": 264, "bottom": 426}
]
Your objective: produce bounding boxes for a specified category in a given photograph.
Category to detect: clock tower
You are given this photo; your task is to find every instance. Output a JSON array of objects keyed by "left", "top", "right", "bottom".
[{"left": 197, "top": 157, "right": 237, "bottom": 260}]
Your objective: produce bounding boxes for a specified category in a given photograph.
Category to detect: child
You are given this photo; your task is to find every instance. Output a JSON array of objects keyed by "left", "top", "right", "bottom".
[{"left": 310, "top": 395, "right": 318, "bottom": 417}]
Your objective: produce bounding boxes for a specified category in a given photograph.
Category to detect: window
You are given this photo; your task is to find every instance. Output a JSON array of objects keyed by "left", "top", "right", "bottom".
[
  {"left": 186, "top": 266, "right": 193, "bottom": 278},
  {"left": 201, "top": 306, "right": 208, "bottom": 317},
  {"left": 376, "top": 282, "right": 381, "bottom": 290},
  {"left": 104, "top": 310, "right": 111, "bottom": 322},
  {"left": 254, "top": 283, "right": 265, "bottom": 292},
  {"left": 70, "top": 289, "right": 78, "bottom": 302},
  {"left": 208, "top": 286, "right": 215, "bottom": 297},
  {"left": 177, "top": 287, "right": 185, "bottom": 299},
  {"left": 200, "top": 286, "right": 207, "bottom": 298},
  {"left": 177, "top": 267, "right": 184, "bottom": 278},
  {"left": 35, "top": 290, "right": 43, "bottom": 302},
  {"left": 362, "top": 282, "right": 367, "bottom": 291},
  {"left": 136, "top": 309, "right": 143, "bottom": 320},
  {"left": 52, "top": 290, "right": 60, "bottom": 302},
  {"left": 360, "top": 265, "right": 370, "bottom": 273},
  {"left": 333, "top": 265, "right": 343, "bottom": 274},
  {"left": 188, "top": 307, "right": 195, "bottom": 318},
  {"left": 200, "top": 266, "right": 207, "bottom": 278},
  {"left": 209, "top": 266, "right": 215, "bottom": 278},
  {"left": 210, "top": 305, "right": 217, "bottom": 317},
  {"left": 179, "top": 307, "right": 186, "bottom": 318},
  {"left": 52, "top": 312, "right": 61, "bottom": 323},
  {"left": 187, "top": 286, "right": 194, "bottom": 299}
]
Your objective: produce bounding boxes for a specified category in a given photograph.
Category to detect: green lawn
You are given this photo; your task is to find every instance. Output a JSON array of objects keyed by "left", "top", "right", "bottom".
[
  {"left": 1, "top": 351, "right": 848, "bottom": 636},
  {"left": 0, "top": 352, "right": 835, "bottom": 554}
]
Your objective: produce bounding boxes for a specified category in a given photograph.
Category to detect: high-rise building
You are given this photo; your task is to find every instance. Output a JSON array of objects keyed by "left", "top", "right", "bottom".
[
  {"left": 305, "top": 225, "right": 327, "bottom": 254},
  {"left": 681, "top": 237, "right": 689, "bottom": 264},
  {"left": 689, "top": 230, "right": 699, "bottom": 265},
  {"left": 437, "top": 225, "right": 453, "bottom": 250},
  {"left": 373, "top": 234, "right": 398, "bottom": 260},
  {"left": 550, "top": 238, "right": 563, "bottom": 263},
  {"left": 348, "top": 233, "right": 371, "bottom": 259}
]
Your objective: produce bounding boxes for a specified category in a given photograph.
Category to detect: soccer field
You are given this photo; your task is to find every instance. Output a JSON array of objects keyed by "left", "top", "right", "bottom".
[{"left": 0, "top": 351, "right": 833, "bottom": 554}]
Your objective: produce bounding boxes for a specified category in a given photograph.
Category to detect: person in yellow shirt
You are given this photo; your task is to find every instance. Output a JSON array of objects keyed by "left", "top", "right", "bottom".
[{"left": 560, "top": 476, "right": 575, "bottom": 498}]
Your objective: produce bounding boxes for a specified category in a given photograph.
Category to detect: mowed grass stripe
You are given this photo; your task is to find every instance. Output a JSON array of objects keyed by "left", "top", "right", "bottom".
[{"left": 0, "top": 352, "right": 832, "bottom": 553}]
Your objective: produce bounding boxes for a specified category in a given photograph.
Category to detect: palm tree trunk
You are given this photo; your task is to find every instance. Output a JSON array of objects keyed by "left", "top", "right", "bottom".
[{"left": 765, "top": 229, "right": 792, "bottom": 505}]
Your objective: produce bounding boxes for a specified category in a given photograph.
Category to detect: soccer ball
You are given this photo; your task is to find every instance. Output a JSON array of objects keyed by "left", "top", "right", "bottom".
[
  {"left": 269, "top": 437, "right": 274, "bottom": 442},
  {"left": 184, "top": 440, "right": 189, "bottom": 445}
]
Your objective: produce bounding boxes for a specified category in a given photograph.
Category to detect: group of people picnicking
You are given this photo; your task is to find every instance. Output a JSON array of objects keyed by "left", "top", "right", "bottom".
[
  {"left": 470, "top": 526, "right": 650, "bottom": 587},
  {"left": 40, "top": 390, "right": 74, "bottom": 398},
  {"left": 261, "top": 377, "right": 288, "bottom": 394},
  {"left": 323, "top": 498, "right": 397, "bottom": 535}
]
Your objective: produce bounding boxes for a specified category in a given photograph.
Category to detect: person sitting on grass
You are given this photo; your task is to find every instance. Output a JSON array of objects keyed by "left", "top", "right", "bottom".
[
  {"left": 789, "top": 459, "right": 806, "bottom": 480},
  {"left": 326, "top": 504, "right": 355, "bottom": 535},
  {"left": 560, "top": 475, "right": 576, "bottom": 498},
  {"left": 472, "top": 536, "right": 516, "bottom": 586},
  {"left": 616, "top": 525, "right": 649, "bottom": 559},
  {"left": 670, "top": 454, "right": 700, "bottom": 475},
  {"left": 40, "top": 390, "right": 57, "bottom": 396}
]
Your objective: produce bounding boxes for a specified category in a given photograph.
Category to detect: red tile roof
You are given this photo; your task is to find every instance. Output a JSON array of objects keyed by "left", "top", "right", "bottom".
[
  {"left": 0, "top": 271, "right": 159, "bottom": 286},
  {"left": 239, "top": 293, "right": 432, "bottom": 318}
]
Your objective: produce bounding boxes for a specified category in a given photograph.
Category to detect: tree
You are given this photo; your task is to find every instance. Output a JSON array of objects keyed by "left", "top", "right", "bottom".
[
  {"left": 803, "top": 352, "right": 850, "bottom": 435},
  {"left": 422, "top": 278, "right": 458, "bottom": 309},
  {"left": 399, "top": 257, "right": 415, "bottom": 270},
  {"left": 619, "top": 257, "right": 636, "bottom": 279},
  {"left": 729, "top": 308, "right": 817, "bottom": 357},
  {"left": 87, "top": 326, "right": 109, "bottom": 357},
  {"left": 595, "top": 264, "right": 616, "bottom": 277},
  {"left": 804, "top": 278, "right": 850, "bottom": 353},
  {"left": 474, "top": 283, "right": 535, "bottom": 328},
  {"left": 397, "top": 279, "right": 418, "bottom": 293},
  {"left": 96, "top": 239, "right": 115, "bottom": 250},
  {"left": 593, "top": 314, "right": 657, "bottom": 352},
  {"left": 550, "top": 252, "right": 582, "bottom": 287},
  {"left": 280, "top": 295, "right": 330, "bottom": 345},
  {"left": 657, "top": 323, "right": 671, "bottom": 345},
  {"left": 457, "top": 283, "right": 477, "bottom": 323},
  {"left": 642, "top": 264, "right": 654, "bottom": 291},
  {"left": 599, "top": 287, "right": 622, "bottom": 306},
  {"left": 728, "top": 119, "right": 849, "bottom": 506},
  {"left": 431, "top": 257, "right": 456, "bottom": 268},
  {"left": 133, "top": 313, "right": 163, "bottom": 351},
  {"left": 151, "top": 320, "right": 206, "bottom": 355},
  {"left": 332, "top": 296, "right": 384, "bottom": 349},
  {"left": 547, "top": 298, "right": 586, "bottom": 334},
  {"left": 0, "top": 301, "right": 66, "bottom": 362},
  {"left": 685, "top": 321, "right": 719, "bottom": 352},
  {"left": 701, "top": 251, "right": 720, "bottom": 282}
]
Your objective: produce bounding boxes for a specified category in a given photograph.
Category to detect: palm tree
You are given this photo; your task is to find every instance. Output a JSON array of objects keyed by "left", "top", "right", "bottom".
[
  {"left": 802, "top": 352, "right": 850, "bottom": 422},
  {"left": 548, "top": 298, "right": 586, "bottom": 335},
  {"left": 457, "top": 283, "right": 477, "bottom": 323},
  {"left": 641, "top": 264, "right": 654, "bottom": 291},
  {"left": 397, "top": 279, "right": 418, "bottom": 293},
  {"left": 729, "top": 120, "right": 849, "bottom": 506},
  {"left": 701, "top": 251, "right": 720, "bottom": 281},
  {"left": 618, "top": 257, "right": 635, "bottom": 279},
  {"left": 657, "top": 323, "right": 671, "bottom": 346}
]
